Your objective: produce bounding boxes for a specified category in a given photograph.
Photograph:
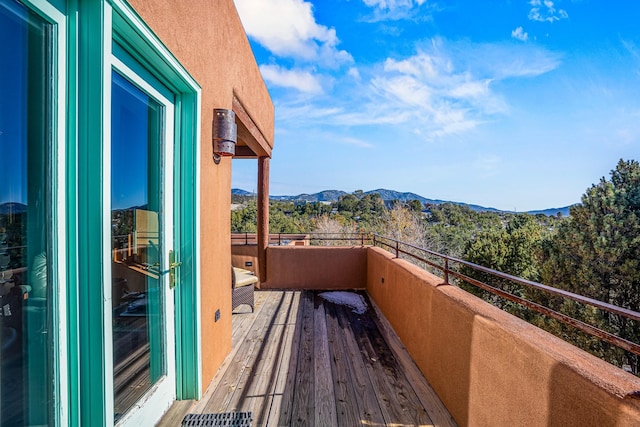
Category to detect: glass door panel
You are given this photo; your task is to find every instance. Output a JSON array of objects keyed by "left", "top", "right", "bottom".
[
  {"left": 0, "top": 0, "right": 54, "bottom": 425},
  {"left": 111, "top": 70, "right": 172, "bottom": 422}
]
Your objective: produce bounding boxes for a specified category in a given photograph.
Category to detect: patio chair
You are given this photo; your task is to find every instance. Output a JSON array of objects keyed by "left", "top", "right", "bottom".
[{"left": 232, "top": 267, "right": 258, "bottom": 312}]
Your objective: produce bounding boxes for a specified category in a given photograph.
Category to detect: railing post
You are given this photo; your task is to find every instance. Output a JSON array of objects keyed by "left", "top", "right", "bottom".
[
  {"left": 278, "top": 233, "right": 282, "bottom": 246},
  {"left": 395, "top": 240, "right": 399, "bottom": 258},
  {"left": 444, "top": 258, "right": 449, "bottom": 284}
]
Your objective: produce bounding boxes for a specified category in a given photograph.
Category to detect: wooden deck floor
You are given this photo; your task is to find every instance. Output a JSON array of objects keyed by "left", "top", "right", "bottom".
[{"left": 187, "top": 290, "right": 456, "bottom": 427}]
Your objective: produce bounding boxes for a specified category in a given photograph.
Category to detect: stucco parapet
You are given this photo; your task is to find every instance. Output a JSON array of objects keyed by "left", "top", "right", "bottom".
[{"left": 366, "top": 245, "right": 640, "bottom": 419}]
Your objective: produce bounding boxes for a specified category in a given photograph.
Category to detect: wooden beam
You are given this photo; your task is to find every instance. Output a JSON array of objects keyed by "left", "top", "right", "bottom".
[
  {"left": 257, "top": 156, "right": 270, "bottom": 282},
  {"left": 233, "top": 95, "right": 271, "bottom": 158}
]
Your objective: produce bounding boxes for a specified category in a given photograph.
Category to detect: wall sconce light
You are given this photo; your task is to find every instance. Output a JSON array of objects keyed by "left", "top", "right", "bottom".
[{"left": 212, "top": 108, "right": 237, "bottom": 164}]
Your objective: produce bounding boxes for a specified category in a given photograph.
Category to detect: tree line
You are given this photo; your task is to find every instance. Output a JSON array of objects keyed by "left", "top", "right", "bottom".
[{"left": 231, "top": 159, "right": 640, "bottom": 374}]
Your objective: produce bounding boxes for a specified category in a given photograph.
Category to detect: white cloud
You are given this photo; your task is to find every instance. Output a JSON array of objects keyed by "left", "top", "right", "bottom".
[
  {"left": 332, "top": 45, "right": 498, "bottom": 136},
  {"left": 259, "top": 64, "right": 323, "bottom": 94},
  {"left": 371, "top": 73, "right": 433, "bottom": 106},
  {"left": 622, "top": 39, "right": 640, "bottom": 76},
  {"left": 457, "top": 41, "right": 562, "bottom": 79},
  {"left": 363, "top": 0, "right": 427, "bottom": 10},
  {"left": 348, "top": 67, "right": 362, "bottom": 80},
  {"left": 271, "top": 38, "right": 561, "bottom": 140},
  {"left": 622, "top": 39, "right": 640, "bottom": 59},
  {"left": 338, "top": 39, "right": 558, "bottom": 137},
  {"left": 511, "top": 26, "right": 529, "bottom": 42},
  {"left": 528, "top": 0, "right": 568, "bottom": 23},
  {"left": 361, "top": 0, "right": 432, "bottom": 21},
  {"left": 275, "top": 102, "right": 344, "bottom": 123},
  {"left": 234, "top": 0, "right": 352, "bottom": 66}
]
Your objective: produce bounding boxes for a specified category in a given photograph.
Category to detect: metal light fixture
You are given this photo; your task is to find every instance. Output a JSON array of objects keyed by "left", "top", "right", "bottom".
[{"left": 212, "top": 108, "right": 237, "bottom": 164}]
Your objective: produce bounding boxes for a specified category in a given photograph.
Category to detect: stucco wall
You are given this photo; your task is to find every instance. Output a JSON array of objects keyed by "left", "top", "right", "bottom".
[
  {"left": 127, "top": 0, "right": 274, "bottom": 392},
  {"left": 231, "top": 244, "right": 258, "bottom": 276},
  {"left": 366, "top": 246, "right": 640, "bottom": 426},
  {"left": 262, "top": 246, "right": 367, "bottom": 289}
]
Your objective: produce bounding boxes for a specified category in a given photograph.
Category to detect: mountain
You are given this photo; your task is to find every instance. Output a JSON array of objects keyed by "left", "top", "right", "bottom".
[
  {"left": 232, "top": 189, "right": 256, "bottom": 196},
  {"left": 233, "top": 188, "right": 572, "bottom": 216},
  {"left": 271, "top": 190, "right": 347, "bottom": 202},
  {"left": 363, "top": 189, "right": 504, "bottom": 213},
  {"left": 526, "top": 206, "right": 573, "bottom": 217},
  {"left": 0, "top": 202, "right": 27, "bottom": 215}
]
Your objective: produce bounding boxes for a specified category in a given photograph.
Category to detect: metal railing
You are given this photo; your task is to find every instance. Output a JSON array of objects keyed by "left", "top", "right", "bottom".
[
  {"left": 231, "top": 233, "right": 311, "bottom": 246},
  {"left": 371, "top": 234, "right": 640, "bottom": 360},
  {"left": 231, "top": 232, "right": 374, "bottom": 246},
  {"left": 231, "top": 231, "right": 640, "bottom": 362}
]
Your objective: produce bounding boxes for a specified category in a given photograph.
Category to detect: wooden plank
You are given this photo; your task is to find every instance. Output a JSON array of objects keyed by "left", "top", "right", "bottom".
[
  {"left": 332, "top": 301, "right": 388, "bottom": 425},
  {"left": 237, "top": 323, "right": 285, "bottom": 423},
  {"left": 155, "top": 399, "right": 195, "bottom": 427},
  {"left": 190, "top": 291, "right": 277, "bottom": 414},
  {"left": 238, "top": 291, "right": 295, "bottom": 424},
  {"left": 217, "top": 291, "right": 286, "bottom": 412},
  {"left": 313, "top": 298, "right": 338, "bottom": 427},
  {"left": 231, "top": 290, "right": 269, "bottom": 347},
  {"left": 199, "top": 291, "right": 285, "bottom": 413},
  {"left": 323, "top": 302, "right": 366, "bottom": 426},
  {"left": 369, "top": 298, "right": 458, "bottom": 427},
  {"left": 192, "top": 290, "right": 454, "bottom": 427},
  {"left": 276, "top": 291, "right": 307, "bottom": 426},
  {"left": 287, "top": 291, "right": 315, "bottom": 426},
  {"left": 265, "top": 291, "right": 302, "bottom": 426},
  {"left": 342, "top": 299, "right": 432, "bottom": 426}
]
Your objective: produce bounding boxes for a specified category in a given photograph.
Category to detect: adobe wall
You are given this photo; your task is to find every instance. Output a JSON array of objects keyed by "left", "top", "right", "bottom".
[
  {"left": 366, "top": 246, "right": 640, "bottom": 426},
  {"left": 231, "top": 244, "right": 258, "bottom": 276},
  {"left": 128, "top": 0, "right": 274, "bottom": 392},
  {"left": 262, "top": 246, "right": 367, "bottom": 290}
]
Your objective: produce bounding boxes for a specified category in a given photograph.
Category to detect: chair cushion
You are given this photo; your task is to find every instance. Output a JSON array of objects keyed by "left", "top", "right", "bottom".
[{"left": 233, "top": 267, "right": 259, "bottom": 288}]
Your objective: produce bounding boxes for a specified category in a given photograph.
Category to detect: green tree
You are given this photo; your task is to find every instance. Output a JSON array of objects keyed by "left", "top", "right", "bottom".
[
  {"left": 407, "top": 199, "right": 423, "bottom": 212},
  {"left": 337, "top": 194, "right": 358, "bottom": 215},
  {"left": 542, "top": 159, "right": 640, "bottom": 373},
  {"left": 231, "top": 201, "right": 257, "bottom": 232},
  {"left": 461, "top": 214, "right": 547, "bottom": 316}
]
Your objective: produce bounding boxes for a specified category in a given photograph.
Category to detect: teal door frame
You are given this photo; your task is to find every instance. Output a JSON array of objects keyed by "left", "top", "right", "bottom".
[
  {"left": 3, "top": 0, "right": 201, "bottom": 424},
  {"left": 68, "top": 0, "right": 202, "bottom": 424}
]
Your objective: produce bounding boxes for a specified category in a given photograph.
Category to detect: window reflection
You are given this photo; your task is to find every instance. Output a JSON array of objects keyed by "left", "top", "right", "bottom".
[
  {"left": 111, "top": 71, "right": 166, "bottom": 422},
  {"left": 0, "top": 0, "right": 53, "bottom": 425}
]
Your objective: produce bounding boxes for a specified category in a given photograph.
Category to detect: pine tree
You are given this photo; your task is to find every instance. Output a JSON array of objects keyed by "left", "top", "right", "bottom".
[{"left": 541, "top": 159, "right": 640, "bottom": 373}]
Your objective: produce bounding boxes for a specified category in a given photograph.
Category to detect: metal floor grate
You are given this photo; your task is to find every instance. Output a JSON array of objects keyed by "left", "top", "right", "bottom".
[{"left": 182, "top": 412, "right": 252, "bottom": 427}]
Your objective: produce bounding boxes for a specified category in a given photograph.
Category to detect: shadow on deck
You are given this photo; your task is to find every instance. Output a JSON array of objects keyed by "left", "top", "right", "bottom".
[{"left": 187, "top": 290, "right": 455, "bottom": 426}]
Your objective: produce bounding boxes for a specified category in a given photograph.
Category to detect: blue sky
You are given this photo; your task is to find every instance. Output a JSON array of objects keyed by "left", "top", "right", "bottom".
[{"left": 231, "top": 0, "right": 640, "bottom": 211}]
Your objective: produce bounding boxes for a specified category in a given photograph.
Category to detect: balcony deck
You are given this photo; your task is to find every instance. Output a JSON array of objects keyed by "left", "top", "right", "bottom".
[{"left": 186, "top": 290, "right": 455, "bottom": 426}]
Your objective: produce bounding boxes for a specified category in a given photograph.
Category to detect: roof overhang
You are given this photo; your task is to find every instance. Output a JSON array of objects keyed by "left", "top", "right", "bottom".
[{"left": 233, "top": 95, "right": 272, "bottom": 159}]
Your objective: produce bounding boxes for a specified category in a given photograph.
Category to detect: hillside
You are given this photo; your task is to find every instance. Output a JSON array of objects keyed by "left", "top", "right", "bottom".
[
  {"left": 271, "top": 189, "right": 346, "bottom": 202},
  {"left": 234, "top": 188, "right": 572, "bottom": 216}
]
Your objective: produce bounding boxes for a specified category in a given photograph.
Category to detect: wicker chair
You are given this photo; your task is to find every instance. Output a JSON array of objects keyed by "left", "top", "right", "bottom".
[{"left": 232, "top": 267, "right": 258, "bottom": 312}]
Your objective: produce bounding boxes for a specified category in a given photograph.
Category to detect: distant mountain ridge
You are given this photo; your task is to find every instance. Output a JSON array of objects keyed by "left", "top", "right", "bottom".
[
  {"left": 233, "top": 188, "right": 573, "bottom": 216},
  {"left": 271, "top": 190, "right": 347, "bottom": 202},
  {"left": 231, "top": 189, "right": 256, "bottom": 197},
  {"left": 0, "top": 202, "right": 27, "bottom": 215}
]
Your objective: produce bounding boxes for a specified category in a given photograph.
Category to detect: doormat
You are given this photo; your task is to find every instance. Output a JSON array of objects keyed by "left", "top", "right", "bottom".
[{"left": 182, "top": 412, "right": 252, "bottom": 427}]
